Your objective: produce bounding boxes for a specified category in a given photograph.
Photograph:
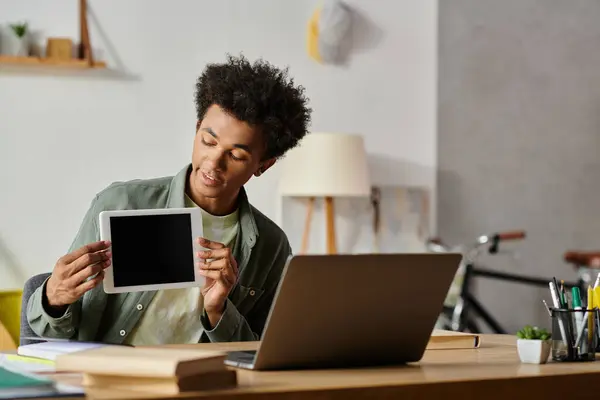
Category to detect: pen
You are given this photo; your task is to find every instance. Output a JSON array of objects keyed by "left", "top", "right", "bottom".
[
  {"left": 553, "top": 277, "right": 561, "bottom": 304},
  {"left": 542, "top": 299, "right": 552, "bottom": 317},
  {"left": 557, "top": 279, "right": 576, "bottom": 358},
  {"left": 574, "top": 288, "right": 596, "bottom": 350},
  {"left": 574, "top": 287, "right": 594, "bottom": 350},
  {"left": 549, "top": 281, "right": 568, "bottom": 346},
  {"left": 594, "top": 287, "right": 600, "bottom": 344},
  {"left": 588, "top": 286, "right": 593, "bottom": 347},
  {"left": 563, "top": 281, "right": 576, "bottom": 354}
]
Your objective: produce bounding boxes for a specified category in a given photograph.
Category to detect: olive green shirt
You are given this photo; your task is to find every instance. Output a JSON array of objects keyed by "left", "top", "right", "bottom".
[{"left": 26, "top": 164, "right": 292, "bottom": 344}]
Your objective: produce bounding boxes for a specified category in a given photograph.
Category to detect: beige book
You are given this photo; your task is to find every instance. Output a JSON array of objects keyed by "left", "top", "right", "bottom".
[
  {"left": 82, "top": 369, "right": 237, "bottom": 394},
  {"left": 54, "top": 346, "right": 227, "bottom": 378},
  {"left": 426, "top": 329, "right": 480, "bottom": 350}
]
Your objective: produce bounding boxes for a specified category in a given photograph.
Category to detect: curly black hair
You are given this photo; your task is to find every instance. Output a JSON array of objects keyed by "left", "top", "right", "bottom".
[{"left": 195, "top": 54, "right": 312, "bottom": 160}]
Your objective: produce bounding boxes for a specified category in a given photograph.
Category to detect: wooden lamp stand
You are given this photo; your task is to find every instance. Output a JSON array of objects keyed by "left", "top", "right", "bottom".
[{"left": 300, "top": 197, "right": 337, "bottom": 255}]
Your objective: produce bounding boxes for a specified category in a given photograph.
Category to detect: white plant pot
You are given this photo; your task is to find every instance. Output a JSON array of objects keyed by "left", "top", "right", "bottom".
[
  {"left": 2, "top": 32, "right": 29, "bottom": 57},
  {"left": 517, "top": 339, "right": 551, "bottom": 364}
]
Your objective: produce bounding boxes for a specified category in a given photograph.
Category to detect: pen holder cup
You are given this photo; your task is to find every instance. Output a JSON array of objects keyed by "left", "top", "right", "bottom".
[{"left": 551, "top": 308, "right": 597, "bottom": 362}]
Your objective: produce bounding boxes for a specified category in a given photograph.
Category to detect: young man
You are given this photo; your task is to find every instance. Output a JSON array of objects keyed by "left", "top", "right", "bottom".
[{"left": 26, "top": 54, "right": 312, "bottom": 344}]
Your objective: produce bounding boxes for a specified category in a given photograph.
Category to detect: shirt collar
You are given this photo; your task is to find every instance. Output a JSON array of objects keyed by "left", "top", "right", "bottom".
[{"left": 167, "top": 164, "right": 258, "bottom": 243}]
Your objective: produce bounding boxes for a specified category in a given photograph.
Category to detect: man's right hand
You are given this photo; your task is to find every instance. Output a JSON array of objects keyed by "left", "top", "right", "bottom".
[{"left": 46, "top": 241, "right": 112, "bottom": 308}]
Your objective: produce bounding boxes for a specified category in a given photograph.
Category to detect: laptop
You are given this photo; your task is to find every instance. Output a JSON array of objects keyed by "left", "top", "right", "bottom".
[{"left": 225, "top": 252, "right": 462, "bottom": 370}]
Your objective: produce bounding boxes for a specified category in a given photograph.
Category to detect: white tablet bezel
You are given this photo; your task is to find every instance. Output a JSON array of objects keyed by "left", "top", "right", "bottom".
[{"left": 98, "top": 207, "right": 204, "bottom": 294}]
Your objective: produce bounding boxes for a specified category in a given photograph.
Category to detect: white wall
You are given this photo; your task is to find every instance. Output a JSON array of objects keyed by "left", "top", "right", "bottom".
[{"left": 0, "top": 0, "right": 437, "bottom": 289}]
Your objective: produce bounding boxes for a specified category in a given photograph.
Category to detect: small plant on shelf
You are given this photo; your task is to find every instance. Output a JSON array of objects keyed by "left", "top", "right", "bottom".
[
  {"left": 516, "top": 325, "right": 551, "bottom": 364},
  {"left": 9, "top": 22, "right": 28, "bottom": 38},
  {"left": 6, "top": 21, "right": 29, "bottom": 57}
]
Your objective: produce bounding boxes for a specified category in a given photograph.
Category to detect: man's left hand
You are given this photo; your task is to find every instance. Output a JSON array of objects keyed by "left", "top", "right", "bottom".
[{"left": 196, "top": 237, "right": 239, "bottom": 327}]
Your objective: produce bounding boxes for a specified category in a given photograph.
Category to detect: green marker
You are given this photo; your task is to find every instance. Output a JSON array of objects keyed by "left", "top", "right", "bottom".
[
  {"left": 572, "top": 286, "right": 583, "bottom": 348},
  {"left": 572, "top": 287, "right": 582, "bottom": 308}
]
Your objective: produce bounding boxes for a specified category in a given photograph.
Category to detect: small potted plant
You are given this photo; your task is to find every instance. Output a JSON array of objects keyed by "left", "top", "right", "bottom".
[
  {"left": 5, "top": 21, "right": 29, "bottom": 56},
  {"left": 516, "top": 325, "right": 551, "bottom": 364}
]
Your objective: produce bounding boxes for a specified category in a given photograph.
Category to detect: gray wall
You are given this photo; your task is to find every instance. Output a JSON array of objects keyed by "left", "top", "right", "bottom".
[{"left": 438, "top": 0, "right": 600, "bottom": 333}]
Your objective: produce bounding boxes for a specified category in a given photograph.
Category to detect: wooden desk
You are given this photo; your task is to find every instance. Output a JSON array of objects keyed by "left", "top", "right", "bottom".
[{"left": 47, "top": 334, "right": 600, "bottom": 399}]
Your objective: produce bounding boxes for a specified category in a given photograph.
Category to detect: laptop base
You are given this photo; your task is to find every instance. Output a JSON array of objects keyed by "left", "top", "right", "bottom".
[{"left": 224, "top": 351, "right": 257, "bottom": 370}]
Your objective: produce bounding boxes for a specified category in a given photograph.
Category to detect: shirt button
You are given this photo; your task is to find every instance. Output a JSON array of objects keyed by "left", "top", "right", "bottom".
[
  {"left": 119, "top": 330, "right": 126, "bottom": 336},
  {"left": 249, "top": 290, "right": 256, "bottom": 296},
  {"left": 136, "top": 304, "right": 143, "bottom": 311}
]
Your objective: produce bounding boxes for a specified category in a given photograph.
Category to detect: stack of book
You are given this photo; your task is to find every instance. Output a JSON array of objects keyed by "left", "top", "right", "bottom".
[{"left": 54, "top": 346, "right": 236, "bottom": 395}]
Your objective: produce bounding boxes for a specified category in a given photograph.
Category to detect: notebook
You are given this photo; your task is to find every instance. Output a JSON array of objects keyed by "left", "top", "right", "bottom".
[
  {"left": 0, "top": 365, "right": 83, "bottom": 399},
  {"left": 17, "top": 341, "right": 108, "bottom": 361},
  {"left": 0, "top": 353, "right": 56, "bottom": 373},
  {"left": 426, "top": 329, "right": 480, "bottom": 350},
  {"left": 0, "top": 365, "right": 52, "bottom": 388}
]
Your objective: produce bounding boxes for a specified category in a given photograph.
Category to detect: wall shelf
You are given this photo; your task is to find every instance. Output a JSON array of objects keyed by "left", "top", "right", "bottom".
[
  {"left": 0, "top": 55, "right": 139, "bottom": 81},
  {"left": 0, "top": 55, "right": 106, "bottom": 70},
  {"left": 0, "top": 0, "right": 111, "bottom": 77}
]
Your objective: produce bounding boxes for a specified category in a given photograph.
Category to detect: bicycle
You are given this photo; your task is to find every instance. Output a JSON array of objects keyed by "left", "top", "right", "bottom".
[{"left": 427, "top": 230, "right": 579, "bottom": 334}]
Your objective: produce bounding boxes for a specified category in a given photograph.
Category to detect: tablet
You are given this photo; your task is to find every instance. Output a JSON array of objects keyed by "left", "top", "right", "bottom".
[{"left": 98, "top": 208, "right": 204, "bottom": 294}]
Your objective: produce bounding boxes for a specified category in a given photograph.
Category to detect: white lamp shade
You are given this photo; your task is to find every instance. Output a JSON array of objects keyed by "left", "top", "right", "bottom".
[{"left": 279, "top": 132, "right": 371, "bottom": 197}]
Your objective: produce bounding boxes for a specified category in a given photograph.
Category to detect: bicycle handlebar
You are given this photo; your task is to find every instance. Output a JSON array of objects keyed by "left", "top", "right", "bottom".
[
  {"left": 494, "top": 231, "right": 526, "bottom": 241},
  {"left": 426, "top": 230, "right": 526, "bottom": 254}
]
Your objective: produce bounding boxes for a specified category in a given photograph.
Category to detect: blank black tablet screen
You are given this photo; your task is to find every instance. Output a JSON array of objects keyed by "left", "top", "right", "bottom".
[{"left": 109, "top": 214, "right": 195, "bottom": 287}]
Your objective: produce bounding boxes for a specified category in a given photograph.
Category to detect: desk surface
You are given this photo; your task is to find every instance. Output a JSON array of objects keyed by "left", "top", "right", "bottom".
[{"left": 45, "top": 334, "right": 600, "bottom": 399}]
